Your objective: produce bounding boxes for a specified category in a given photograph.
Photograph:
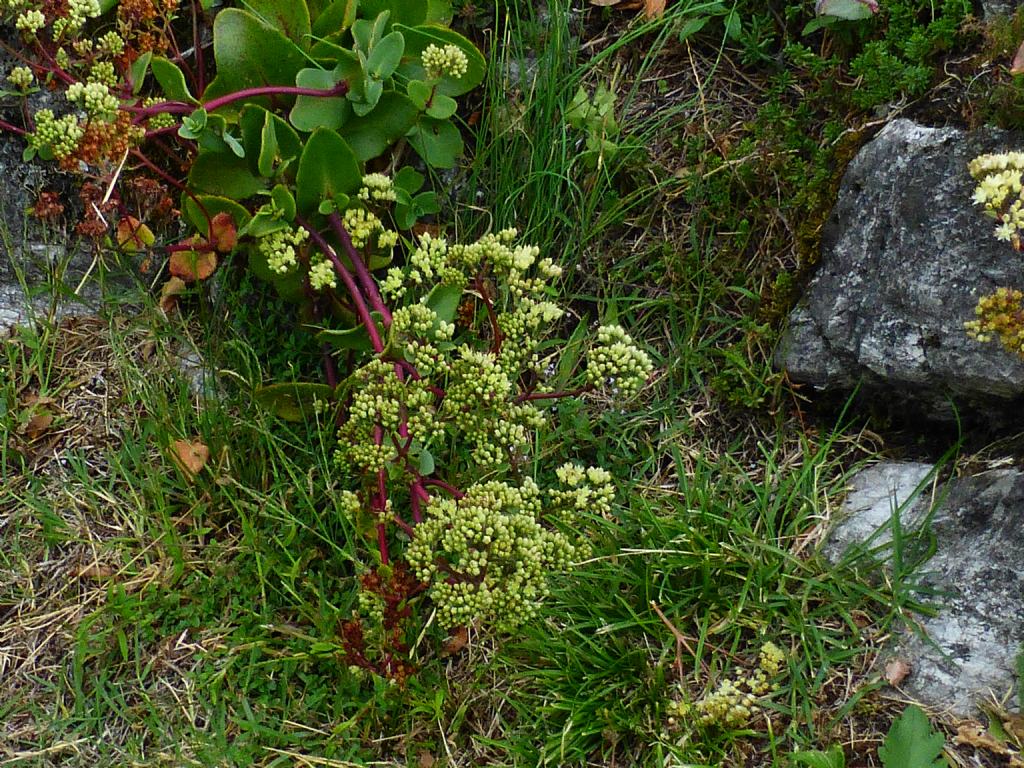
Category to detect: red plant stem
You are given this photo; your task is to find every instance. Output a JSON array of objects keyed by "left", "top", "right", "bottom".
[
  {"left": 393, "top": 516, "right": 415, "bottom": 536},
  {"left": 321, "top": 343, "right": 338, "bottom": 388},
  {"left": 476, "top": 274, "right": 502, "bottom": 355},
  {"left": 422, "top": 478, "right": 465, "bottom": 499},
  {"left": 143, "top": 125, "right": 181, "bottom": 140},
  {"left": 377, "top": 522, "right": 389, "bottom": 565},
  {"left": 0, "top": 118, "right": 26, "bottom": 136},
  {"left": 128, "top": 82, "right": 349, "bottom": 123},
  {"left": 129, "top": 148, "right": 214, "bottom": 238},
  {"left": 296, "top": 216, "right": 384, "bottom": 354},
  {"left": 514, "top": 384, "right": 593, "bottom": 404},
  {"left": 192, "top": 0, "right": 207, "bottom": 95},
  {"left": 410, "top": 489, "right": 424, "bottom": 524},
  {"left": 327, "top": 212, "right": 393, "bottom": 327}
]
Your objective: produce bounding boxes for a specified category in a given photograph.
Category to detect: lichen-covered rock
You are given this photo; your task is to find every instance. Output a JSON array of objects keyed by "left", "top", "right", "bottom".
[
  {"left": 828, "top": 461, "right": 1024, "bottom": 716},
  {"left": 776, "top": 119, "right": 1024, "bottom": 420}
]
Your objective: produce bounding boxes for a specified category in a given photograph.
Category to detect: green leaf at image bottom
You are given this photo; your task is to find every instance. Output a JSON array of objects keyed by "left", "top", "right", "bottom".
[
  {"left": 407, "top": 116, "right": 462, "bottom": 169},
  {"left": 254, "top": 382, "right": 334, "bottom": 421}
]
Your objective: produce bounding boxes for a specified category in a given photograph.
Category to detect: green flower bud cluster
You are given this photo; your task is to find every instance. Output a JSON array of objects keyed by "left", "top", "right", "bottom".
[
  {"left": 669, "top": 641, "right": 786, "bottom": 729},
  {"left": 257, "top": 226, "right": 309, "bottom": 275},
  {"left": 359, "top": 173, "right": 397, "bottom": 202},
  {"left": 144, "top": 97, "right": 177, "bottom": 130},
  {"left": 55, "top": 47, "right": 70, "bottom": 70},
  {"left": 309, "top": 256, "right": 337, "bottom": 291},
  {"left": 52, "top": 0, "right": 100, "bottom": 37},
  {"left": 97, "top": 31, "right": 124, "bottom": 57},
  {"left": 550, "top": 463, "right": 614, "bottom": 518},
  {"left": 89, "top": 61, "right": 117, "bottom": 89},
  {"left": 67, "top": 80, "right": 119, "bottom": 121},
  {"left": 343, "top": 206, "right": 395, "bottom": 249},
  {"left": 29, "top": 109, "right": 83, "bottom": 159},
  {"left": 334, "top": 359, "right": 439, "bottom": 473},
  {"left": 391, "top": 303, "right": 455, "bottom": 373},
  {"left": 421, "top": 43, "right": 469, "bottom": 80},
  {"left": 406, "top": 478, "right": 578, "bottom": 631},
  {"left": 15, "top": 9, "right": 44, "bottom": 35},
  {"left": 586, "top": 324, "right": 654, "bottom": 398},
  {"left": 7, "top": 66, "right": 33, "bottom": 90}
]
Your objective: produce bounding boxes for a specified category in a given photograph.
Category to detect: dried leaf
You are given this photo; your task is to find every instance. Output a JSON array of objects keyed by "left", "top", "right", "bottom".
[
  {"left": 440, "top": 625, "right": 469, "bottom": 657},
  {"left": 169, "top": 246, "right": 217, "bottom": 282},
  {"left": 1012, "top": 39, "right": 1024, "bottom": 76},
  {"left": 644, "top": 0, "right": 667, "bottom": 17},
  {"left": 209, "top": 211, "right": 238, "bottom": 253},
  {"left": 589, "top": 0, "right": 622, "bottom": 5},
  {"left": 159, "top": 276, "right": 187, "bottom": 315},
  {"left": 417, "top": 752, "right": 436, "bottom": 768},
  {"left": 1005, "top": 713, "right": 1024, "bottom": 744},
  {"left": 76, "top": 564, "right": 115, "bottom": 581},
  {"left": 884, "top": 657, "right": 912, "bottom": 686},
  {"left": 955, "top": 723, "right": 1013, "bottom": 756},
  {"left": 116, "top": 216, "right": 155, "bottom": 252},
  {"left": 24, "top": 411, "right": 53, "bottom": 439},
  {"left": 172, "top": 438, "right": 209, "bottom": 478}
]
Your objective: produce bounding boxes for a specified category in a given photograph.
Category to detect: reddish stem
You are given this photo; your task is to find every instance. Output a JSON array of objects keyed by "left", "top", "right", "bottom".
[
  {"left": 129, "top": 82, "right": 349, "bottom": 123},
  {"left": 514, "top": 384, "right": 593, "bottom": 404},
  {"left": 297, "top": 216, "right": 384, "bottom": 354},
  {"left": 422, "top": 478, "right": 465, "bottom": 499},
  {"left": 327, "top": 212, "right": 393, "bottom": 327},
  {"left": 0, "top": 118, "right": 26, "bottom": 136}
]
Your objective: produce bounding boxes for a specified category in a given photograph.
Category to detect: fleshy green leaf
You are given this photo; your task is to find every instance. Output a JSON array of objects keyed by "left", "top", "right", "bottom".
[
  {"left": 289, "top": 65, "right": 352, "bottom": 132},
  {"left": 366, "top": 31, "right": 405, "bottom": 80},
  {"left": 317, "top": 324, "right": 374, "bottom": 351},
  {"left": 240, "top": 0, "right": 311, "bottom": 48},
  {"left": 254, "top": 382, "right": 334, "bottom": 421},
  {"left": 425, "top": 283, "right": 462, "bottom": 326},
  {"left": 130, "top": 51, "right": 152, "bottom": 95},
  {"left": 311, "top": 0, "right": 358, "bottom": 38},
  {"left": 295, "top": 128, "right": 361, "bottom": 216},
  {"left": 394, "top": 166, "right": 425, "bottom": 194},
  {"left": 878, "top": 706, "right": 946, "bottom": 768},
  {"left": 201, "top": 9, "right": 307, "bottom": 115},
  {"left": 418, "top": 446, "right": 435, "bottom": 476},
  {"left": 257, "top": 112, "right": 279, "bottom": 176},
  {"left": 151, "top": 56, "right": 197, "bottom": 104},
  {"left": 360, "top": 0, "right": 427, "bottom": 26},
  {"left": 406, "top": 116, "right": 463, "bottom": 168},
  {"left": 426, "top": 92, "right": 457, "bottom": 119},
  {"left": 339, "top": 92, "right": 417, "bottom": 161},
  {"left": 271, "top": 183, "right": 296, "bottom": 220},
  {"left": 239, "top": 105, "right": 302, "bottom": 177},
  {"left": 188, "top": 151, "right": 266, "bottom": 200}
]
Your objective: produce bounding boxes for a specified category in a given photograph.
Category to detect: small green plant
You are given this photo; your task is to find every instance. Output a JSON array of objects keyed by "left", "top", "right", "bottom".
[{"left": 788, "top": 704, "right": 947, "bottom": 767}]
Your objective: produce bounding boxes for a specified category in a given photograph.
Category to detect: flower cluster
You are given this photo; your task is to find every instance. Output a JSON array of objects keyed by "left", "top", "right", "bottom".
[
  {"left": 421, "top": 43, "right": 469, "bottom": 80},
  {"left": 358, "top": 173, "right": 397, "bottom": 202},
  {"left": 586, "top": 324, "right": 654, "bottom": 397},
  {"left": 406, "top": 478, "right": 580, "bottom": 631},
  {"left": 965, "top": 287, "right": 1024, "bottom": 354},
  {"left": 7, "top": 66, "right": 33, "bottom": 90},
  {"left": 52, "top": 0, "right": 101, "bottom": 37},
  {"left": 969, "top": 152, "right": 1024, "bottom": 246},
  {"left": 15, "top": 8, "right": 44, "bottom": 35},
  {"left": 666, "top": 642, "right": 786, "bottom": 730},
  {"left": 343, "top": 206, "right": 396, "bottom": 249},
  {"left": 67, "top": 81, "right": 120, "bottom": 121},
  {"left": 29, "top": 109, "right": 84, "bottom": 159},
  {"left": 257, "top": 226, "right": 309, "bottom": 275},
  {"left": 308, "top": 256, "right": 337, "bottom": 291}
]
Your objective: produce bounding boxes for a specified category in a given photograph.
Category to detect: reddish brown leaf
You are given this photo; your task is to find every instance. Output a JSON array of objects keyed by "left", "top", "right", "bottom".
[
  {"left": 884, "top": 658, "right": 911, "bottom": 686},
  {"left": 1012, "top": 39, "right": 1024, "bottom": 76},
  {"left": 417, "top": 752, "right": 436, "bottom": 768},
  {"left": 172, "top": 439, "right": 209, "bottom": 479},
  {"left": 209, "top": 212, "right": 238, "bottom": 253},
  {"left": 440, "top": 625, "right": 469, "bottom": 657},
  {"left": 24, "top": 411, "right": 53, "bottom": 440},
  {"left": 169, "top": 246, "right": 217, "bottom": 282},
  {"left": 159, "top": 276, "right": 187, "bottom": 315},
  {"left": 76, "top": 564, "right": 115, "bottom": 581},
  {"left": 644, "top": 0, "right": 667, "bottom": 17},
  {"left": 116, "top": 216, "right": 155, "bottom": 252}
]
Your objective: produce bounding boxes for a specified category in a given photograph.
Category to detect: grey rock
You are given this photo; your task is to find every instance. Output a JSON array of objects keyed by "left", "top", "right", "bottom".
[
  {"left": 776, "top": 118, "right": 1024, "bottom": 420},
  {"left": 982, "top": 0, "right": 1022, "bottom": 18},
  {"left": 828, "top": 461, "right": 1024, "bottom": 715}
]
